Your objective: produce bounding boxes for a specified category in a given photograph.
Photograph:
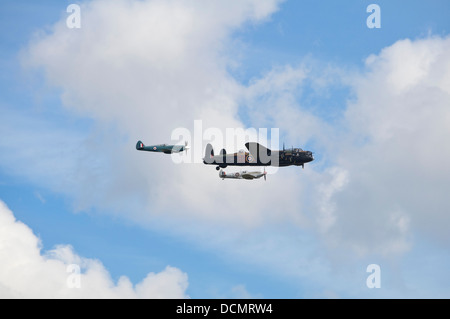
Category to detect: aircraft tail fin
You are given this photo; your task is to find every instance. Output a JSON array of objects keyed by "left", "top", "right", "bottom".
[
  {"left": 204, "top": 143, "right": 215, "bottom": 163},
  {"left": 136, "top": 140, "right": 145, "bottom": 150},
  {"left": 245, "top": 142, "right": 272, "bottom": 157}
]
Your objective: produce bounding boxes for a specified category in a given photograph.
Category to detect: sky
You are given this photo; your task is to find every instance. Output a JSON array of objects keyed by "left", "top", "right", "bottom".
[{"left": 0, "top": 0, "right": 449, "bottom": 298}]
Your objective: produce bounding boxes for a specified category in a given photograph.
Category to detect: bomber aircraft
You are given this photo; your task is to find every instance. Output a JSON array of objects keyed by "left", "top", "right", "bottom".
[
  {"left": 136, "top": 140, "right": 189, "bottom": 154},
  {"left": 219, "top": 168, "right": 267, "bottom": 181},
  {"left": 203, "top": 142, "right": 313, "bottom": 170}
]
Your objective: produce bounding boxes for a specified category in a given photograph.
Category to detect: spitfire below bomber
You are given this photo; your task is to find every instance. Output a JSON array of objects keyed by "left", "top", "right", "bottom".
[
  {"left": 219, "top": 168, "right": 267, "bottom": 181},
  {"left": 204, "top": 142, "right": 314, "bottom": 170}
]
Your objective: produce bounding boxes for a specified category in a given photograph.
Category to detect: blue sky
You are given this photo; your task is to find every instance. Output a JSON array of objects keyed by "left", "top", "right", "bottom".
[
  {"left": 235, "top": 0, "right": 449, "bottom": 74},
  {"left": 1, "top": 0, "right": 450, "bottom": 298}
]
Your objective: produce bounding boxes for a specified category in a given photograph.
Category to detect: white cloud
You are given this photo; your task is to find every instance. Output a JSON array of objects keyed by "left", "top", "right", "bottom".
[
  {"left": 238, "top": 35, "right": 450, "bottom": 258},
  {"left": 315, "top": 167, "right": 349, "bottom": 234},
  {"left": 243, "top": 64, "right": 326, "bottom": 144},
  {"left": 0, "top": 199, "right": 188, "bottom": 298},
  {"left": 338, "top": 35, "right": 450, "bottom": 252},
  {"left": 23, "top": 0, "right": 283, "bottom": 135},
  {"left": 20, "top": 0, "right": 288, "bottom": 224}
]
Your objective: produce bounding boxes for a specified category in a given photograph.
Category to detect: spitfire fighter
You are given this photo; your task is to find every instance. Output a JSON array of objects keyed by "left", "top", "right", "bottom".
[
  {"left": 136, "top": 140, "right": 189, "bottom": 154},
  {"left": 219, "top": 168, "right": 267, "bottom": 181},
  {"left": 203, "top": 142, "right": 313, "bottom": 170}
]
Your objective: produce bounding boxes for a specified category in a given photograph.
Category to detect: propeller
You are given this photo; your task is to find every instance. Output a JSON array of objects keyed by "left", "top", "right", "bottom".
[
  {"left": 184, "top": 141, "right": 190, "bottom": 155},
  {"left": 264, "top": 167, "right": 267, "bottom": 181}
]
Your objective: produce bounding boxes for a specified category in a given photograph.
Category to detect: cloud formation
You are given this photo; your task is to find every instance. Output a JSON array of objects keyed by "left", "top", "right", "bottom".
[
  {"left": 21, "top": 0, "right": 288, "bottom": 224},
  {"left": 0, "top": 200, "right": 188, "bottom": 298},
  {"left": 238, "top": 36, "right": 450, "bottom": 257},
  {"left": 334, "top": 36, "right": 450, "bottom": 253}
]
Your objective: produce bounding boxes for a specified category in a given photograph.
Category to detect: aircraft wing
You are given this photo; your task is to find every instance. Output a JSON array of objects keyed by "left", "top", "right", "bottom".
[
  {"left": 241, "top": 173, "right": 256, "bottom": 180},
  {"left": 245, "top": 142, "right": 272, "bottom": 158}
]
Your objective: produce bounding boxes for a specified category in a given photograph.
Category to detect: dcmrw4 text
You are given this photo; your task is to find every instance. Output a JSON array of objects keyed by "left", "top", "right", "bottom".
[{"left": 176, "top": 303, "right": 273, "bottom": 316}]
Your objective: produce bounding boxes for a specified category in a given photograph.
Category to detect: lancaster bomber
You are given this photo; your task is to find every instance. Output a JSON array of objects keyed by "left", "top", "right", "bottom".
[
  {"left": 136, "top": 140, "right": 189, "bottom": 154},
  {"left": 203, "top": 142, "right": 314, "bottom": 170}
]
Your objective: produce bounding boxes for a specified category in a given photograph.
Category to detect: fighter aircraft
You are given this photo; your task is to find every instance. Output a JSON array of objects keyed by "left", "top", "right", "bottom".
[
  {"left": 136, "top": 140, "right": 189, "bottom": 154},
  {"left": 219, "top": 168, "right": 267, "bottom": 181},
  {"left": 203, "top": 142, "right": 313, "bottom": 170}
]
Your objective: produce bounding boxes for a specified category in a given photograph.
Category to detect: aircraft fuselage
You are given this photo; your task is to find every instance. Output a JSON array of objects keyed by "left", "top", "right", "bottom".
[
  {"left": 203, "top": 142, "right": 314, "bottom": 170},
  {"left": 136, "top": 140, "right": 187, "bottom": 154}
]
